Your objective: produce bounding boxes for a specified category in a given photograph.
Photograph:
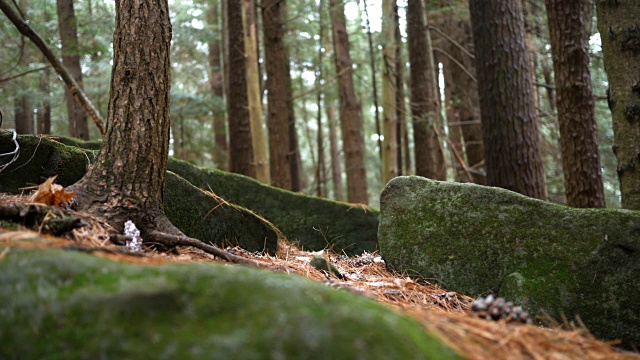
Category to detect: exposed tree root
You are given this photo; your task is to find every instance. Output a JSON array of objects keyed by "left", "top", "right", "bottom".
[{"left": 144, "top": 230, "right": 267, "bottom": 268}]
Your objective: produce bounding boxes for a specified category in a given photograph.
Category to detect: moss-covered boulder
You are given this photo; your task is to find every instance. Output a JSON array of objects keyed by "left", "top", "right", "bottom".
[
  {"left": 0, "top": 132, "right": 278, "bottom": 254},
  {"left": 168, "top": 158, "right": 379, "bottom": 255},
  {"left": 0, "top": 248, "right": 458, "bottom": 359},
  {"left": 165, "top": 172, "right": 280, "bottom": 254},
  {"left": 378, "top": 176, "right": 640, "bottom": 347},
  {"left": 0, "top": 132, "right": 380, "bottom": 255},
  {"left": 0, "top": 131, "right": 94, "bottom": 192}
]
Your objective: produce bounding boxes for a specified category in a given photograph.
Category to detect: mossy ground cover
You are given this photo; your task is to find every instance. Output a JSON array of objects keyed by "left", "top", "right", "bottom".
[{"left": 0, "top": 248, "right": 457, "bottom": 359}]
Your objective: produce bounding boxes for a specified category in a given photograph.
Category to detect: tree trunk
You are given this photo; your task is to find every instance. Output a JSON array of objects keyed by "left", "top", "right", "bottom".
[
  {"left": 226, "top": 0, "right": 256, "bottom": 179},
  {"left": 381, "top": 0, "right": 398, "bottom": 185},
  {"left": 263, "top": 0, "right": 293, "bottom": 190},
  {"left": 56, "top": 0, "right": 89, "bottom": 140},
  {"left": 72, "top": 0, "right": 175, "bottom": 233},
  {"left": 546, "top": 0, "right": 605, "bottom": 208},
  {"left": 469, "top": 0, "right": 547, "bottom": 200},
  {"left": 37, "top": 68, "right": 51, "bottom": 134},
  {"left": 362, "top": 0, "right": 382, "bottom": 159},
  {"left": 287, "top": 58, "right": 302, "bottom": 192},
  {"left": 394, "top": 1, "right": 407, "bottom": 176},
  {"left": 14, "top": 96, "right": 33, "bottom": 134},
  {"left": 314, "top": 0, "right": 326, "bottom": 197},
  {"left": 208, "top": 0, "right": 228, "bottom": 171},
  {"left": 406, "top": 0, "right": 445, "bottom": 180},
  {"left": 243, "top": 0, "right": 270, "bottom": 184},
  {"left": 451, "top": 18, "right": 485, "bottom": 185},
  {"left": 329, "top": 0, "right": 368, "bottom": 204},
  {"left": 327, "top": 102, "right": 344, "bottom": 201},
  {"left": 596, "top": 0, "right": 640, "bottom": 209}
]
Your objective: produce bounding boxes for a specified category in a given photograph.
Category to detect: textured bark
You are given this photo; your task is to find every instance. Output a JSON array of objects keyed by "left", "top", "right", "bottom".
[
  {"left": 406, "top": 0, "right": 445, "bottom": 180},
  {"left": 37, "top": 68, "right": 51, "bottom": 134},
  {"left": 597, "top": 0, "right": 640, "bottom": 209},
  {"left": 56, "top": 0, "right": 89, "bottom": 140},
  {"left": 327, "top": 103, "right": 344, "bottom": 201},
  {"left": 469, "top": 0, "right": 547, "bottom": 200},
  {"left": 329, "top": 0, "right": 368, "bottom": 204},
  {"left": 394, "top": 2, "right": 407, "bottom": 176},
  {"left": 314, "top": 0, "right": 326, "bottom": 197},
  {"left": 381, "top": 0, "right": 398, "bottom": 185},
  {"left": 226, "top": 0, "right": 256, "bottom": 178},
  {"left": 546, "top": 0, "right": 605, "bottom": 208},
  {"left": 72, "top": 0, "right": 175, "bottom": 233},
  {"left": 207, "top": 0, "right": 228, "bottom": 171},
  {"left": 450, "top": 18, "right": 485, "bottom": 185},
  {"left": 263, "top": 0, "right": 293, "bottom": 190},
  {"left": 243, "top": 0, "right": 270, "bottom": 184}
]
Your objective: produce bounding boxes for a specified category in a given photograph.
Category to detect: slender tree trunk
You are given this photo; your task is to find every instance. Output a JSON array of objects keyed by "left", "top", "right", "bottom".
[
  {"left": 243, "top": 0, "right": 270, "bottom": 184},
  {"left": 263, "top": 0, "right": 293, "bottom": 190},
  {"left": 315, "top": 0, "right": 326, "bottom": 197},
  {"left": 381, "top": 0, "right": 398, "bottom": 185},
  {"left": 469, "top": 0, "right": 547, "bottom": 199},
  {"left": 451, "top": 19, "right": 485, "bottom": 185},
  {"left": 37, "top": 68, "right": 51, "bottom": 134},
  {"left": 362, "top": 0, "right": 382, "bottom": 159},
  {"left": 208, "top": 0, "right": 228, "bottom": 170},
  {"left": 329, "top": 0, "right": 368, "bottom": 204},
  {"left": 394, "top": 1, "right": 406, "bottom": 176},
  {"left": 327, "top": 102, "right": 344, "bottom": 201},
  {"left": 407, "top": 0, "right": 445, "bottom": 180},
  {"left": 596, "top": 0, "right": 640, "bottom": 209},
  {"left": 56, "top": 0, "right": 89, "bottom": 140},
  {"left": 287, "top": 58, "right": 302, "bottom": 192},
  {"left": 72, "top": 0, "right": 176, "bottom": 233},
  {"left": 546, "top": 0, "right": 605, "bottom": 208},
  {"left": 227, "top": 0, "right": 256, "bottom": 178},
  {"left": 442, "top": 55, "right": 464, "bottom": 180},
  {"left": 542, "top": 61, "right": 557, "bottom": 111}
]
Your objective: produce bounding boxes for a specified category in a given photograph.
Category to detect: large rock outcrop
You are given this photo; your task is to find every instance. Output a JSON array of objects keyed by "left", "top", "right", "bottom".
[
  {"left": 0, "top": 248, "right": 458, "bottom": 359},
  {"left": 0, "top": 132, "right": 380, "bottom": 255},
  {"left": 378, "top": 176, "right": 640, "bottom": 347}
]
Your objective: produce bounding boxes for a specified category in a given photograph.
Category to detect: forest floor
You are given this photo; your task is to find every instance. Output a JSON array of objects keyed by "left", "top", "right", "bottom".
[{"left": 0, "top": 189, "right": 638, "bottom": 360}]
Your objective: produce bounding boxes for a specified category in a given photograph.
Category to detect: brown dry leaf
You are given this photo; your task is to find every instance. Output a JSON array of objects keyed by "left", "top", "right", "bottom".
[{"left": 29, "top": 176, "right": 76, "bottom": 207}]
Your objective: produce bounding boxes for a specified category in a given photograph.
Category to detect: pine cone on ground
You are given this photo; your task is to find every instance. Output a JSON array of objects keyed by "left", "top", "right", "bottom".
[{"left": 470, "top": 294, "right": 532, "bottom": 324}]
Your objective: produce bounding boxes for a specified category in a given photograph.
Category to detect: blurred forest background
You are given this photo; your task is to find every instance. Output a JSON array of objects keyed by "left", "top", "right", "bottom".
[{"left": 0, "top": 0, "right": 619, "bottom": 208}]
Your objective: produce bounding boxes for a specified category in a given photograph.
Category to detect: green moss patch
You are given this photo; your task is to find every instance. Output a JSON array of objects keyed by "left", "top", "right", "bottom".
[
  {"left": 378, "top": 176, "right": 640, "bottom": 347},
  {"left": 168, "top": 159, "right": 379, "bottom": 255},
  {"left": 0, "top": 248, "right": 458, "bottom": 359}
]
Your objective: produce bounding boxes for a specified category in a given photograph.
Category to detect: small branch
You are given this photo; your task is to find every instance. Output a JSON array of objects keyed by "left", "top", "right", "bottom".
[
  {"left": 146, "top": 230, "right": 267, "bottom": 268},
  {"left": 432, "top": 47, "right": 477, "bottom": 83},
  {"left": 0, "top": 0, "right": 105, "bottom": 134},
  {"left": 429, "top": 25, "right": 475, "bottom": 60},
  {"left": 0, "top": 65, "right": 50, "bottom": 83}
]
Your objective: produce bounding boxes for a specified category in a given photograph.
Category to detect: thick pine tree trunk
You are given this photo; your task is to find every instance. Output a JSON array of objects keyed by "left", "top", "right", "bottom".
[
  {"left": 263, "top": 0, "right": 293, "bottom": 190},
  {"left": 546, "top": 0, "right": 605, "bottom": 208},
  {"left": 226, "top": 0, "right": 256, "bottom": 179},
  {"left": 597, "top": 0, "right": 640, "bottom": 209},
  {"left": 469, "top": 0, "right": 547, "bottom": 200},
  {"left": 56, "top": 0, "right": 89, "bottom": 140},
  {"left": 207, "top": 0, "right": 228, "bottom": 171},
  {"left": 72, "top": 0, "right": 175, "bottom": 233},
  {"left": 329, "top": 0, "right": 368, "bottom": 204}
]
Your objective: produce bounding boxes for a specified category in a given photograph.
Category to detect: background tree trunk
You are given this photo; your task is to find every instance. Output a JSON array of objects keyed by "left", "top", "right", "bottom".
[
  {"left": 263, "top": 0, "right": 294, "bottom": 190},
  {"left": 407, "top": 0, "right": 444, "bottom": 180},
  {"left": 597, "top": 0, "right": 640, "bottom": 209},
  {"left": 394, "top": 1, "right": 407, "bottom": 176},
  {"left": 208, "top": 0, "right": 228, "bottom": 171},
  {"left": 381, "top": 0, "right": 398, "bottom": 185},
  {"left": 72, "top": 0, "right": 174, "bottom": 232},
  {"left": 226, "top": 0, "right": 256, "bottom": 179},
  {"left": 243, "top": 0, "right": 270, "bottom": 184},
  {"left": 57, "top": 0, "right": 89, "bottom": 140},
  {"left": 469, "top": 0, "right": 547, "bottom": 199},
  {"left": 329, "top": 0, "right": 368, "bottom": 204},
  {"left": 546, "top": 0, "right": 605, "bottom": 208}
]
